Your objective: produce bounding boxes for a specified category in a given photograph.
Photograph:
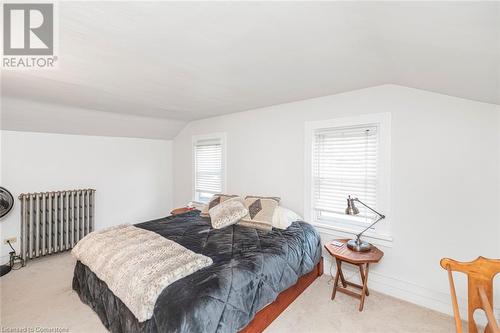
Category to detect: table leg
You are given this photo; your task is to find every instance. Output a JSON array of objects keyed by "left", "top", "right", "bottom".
[
  {"left": 339, "top": 262, "right": 347, "bottom": 288},
  {"left": 331, "top": 259, "right": 343, "bottom": 300},
  {"left": 359, "top": 263, "right": 370, "bottom": 311},
  {"left": 359, "top": 263, "right": 369, "bottom": 296}
]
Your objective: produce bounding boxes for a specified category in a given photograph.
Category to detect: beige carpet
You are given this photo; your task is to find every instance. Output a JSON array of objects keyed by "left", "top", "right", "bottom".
[{"left": 0, "top": 253, "right": 455, "bottom": 333}]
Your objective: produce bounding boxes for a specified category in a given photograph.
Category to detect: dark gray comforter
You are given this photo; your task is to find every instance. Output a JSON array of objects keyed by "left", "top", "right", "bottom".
[{"left": 72, "top": 210, "right": 321, "bottom": 333}]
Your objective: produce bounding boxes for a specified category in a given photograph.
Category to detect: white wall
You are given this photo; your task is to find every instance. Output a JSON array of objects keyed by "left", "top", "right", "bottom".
[
  {"left": 0, "top": 131, "right": 173, "bottom": 260},
  {"left": 173, "top": 85, "right": 500, "bottom": 319},
  {"left": 2, "top": 97, "right": 186, "bottom": 140}
]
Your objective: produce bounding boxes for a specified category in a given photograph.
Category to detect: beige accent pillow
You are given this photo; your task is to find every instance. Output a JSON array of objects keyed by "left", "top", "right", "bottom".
[
  {"left": 209, "top": 197, "right": 248, "bottom": 229},
  {"left": 238, "top": 196, "right": 281, "bottom": 231},
  {"left": 200, "top": 194, "right": 238, "bottom": 217},
  {"left": 272, "top": 206, "right": 302, "bottom": 230}
]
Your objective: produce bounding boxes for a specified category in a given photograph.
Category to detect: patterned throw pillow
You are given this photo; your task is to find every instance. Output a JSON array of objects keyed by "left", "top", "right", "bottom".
[
  {"left": 199, "top": 194, "right": 238, "bottom": 217},
  {"left": 209, "top": 197, "right": 248, "bottom": 229},
  {"left": 238, "top": 196, "right": 281, "bottom": 231}
]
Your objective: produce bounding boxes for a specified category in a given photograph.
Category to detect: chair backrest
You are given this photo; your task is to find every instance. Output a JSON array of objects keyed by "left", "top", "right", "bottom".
[{"left": 440, "top": 256, "right": 500, "bottom": 333}]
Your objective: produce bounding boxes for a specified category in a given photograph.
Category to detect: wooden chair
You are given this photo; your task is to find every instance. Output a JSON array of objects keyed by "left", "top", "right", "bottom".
[{"left": 440, "top": 256, "right": 500, "bottom": 333}]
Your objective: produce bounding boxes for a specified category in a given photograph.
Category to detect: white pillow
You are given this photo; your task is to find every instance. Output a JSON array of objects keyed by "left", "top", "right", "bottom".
[
  {"left": 272, "top": 206, "right": 303, "bottom": 230},
  {"left": 209, "top": 197, "right": 248, "bottom": 229}
]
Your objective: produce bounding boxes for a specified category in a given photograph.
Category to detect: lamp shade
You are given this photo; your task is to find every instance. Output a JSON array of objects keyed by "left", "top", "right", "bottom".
[{"left": 345, "top": 197, "right": 359, "bottom": 216}]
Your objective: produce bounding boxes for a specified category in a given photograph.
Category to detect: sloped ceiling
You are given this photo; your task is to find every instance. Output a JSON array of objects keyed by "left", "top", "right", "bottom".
[{"left": 1, "top": 1, "right": 499, "bottom": 139}]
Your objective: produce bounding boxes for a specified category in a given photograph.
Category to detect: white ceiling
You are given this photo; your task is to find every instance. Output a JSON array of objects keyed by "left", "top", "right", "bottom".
[{"left": 1, "top": 1, "right": 499, "bottom": 137}]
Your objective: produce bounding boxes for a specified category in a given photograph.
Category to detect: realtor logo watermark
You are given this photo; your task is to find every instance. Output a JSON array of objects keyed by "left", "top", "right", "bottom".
[{"left": 2, "top": 2, "right": 58, "bottom": 69}]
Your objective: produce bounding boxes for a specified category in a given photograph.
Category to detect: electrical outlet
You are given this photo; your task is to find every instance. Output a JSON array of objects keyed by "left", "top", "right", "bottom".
[{"left": 4, "top": 237, "right": 16, "bottom": 245}]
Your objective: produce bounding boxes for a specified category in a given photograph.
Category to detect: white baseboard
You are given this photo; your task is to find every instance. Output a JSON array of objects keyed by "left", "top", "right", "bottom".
[{"left": 323, "top": 255, "right": 499, "bottom": 327}]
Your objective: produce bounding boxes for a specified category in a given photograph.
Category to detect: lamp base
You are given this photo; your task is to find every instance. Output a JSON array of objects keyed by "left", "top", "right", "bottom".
[{"left": 346, "top": 239, "right": 372, "bottom": 252}]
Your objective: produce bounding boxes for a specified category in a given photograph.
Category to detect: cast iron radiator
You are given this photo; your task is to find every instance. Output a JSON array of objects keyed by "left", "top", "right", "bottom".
[{"left": 19, "top": 189, "right": 96, "bottom": 264}]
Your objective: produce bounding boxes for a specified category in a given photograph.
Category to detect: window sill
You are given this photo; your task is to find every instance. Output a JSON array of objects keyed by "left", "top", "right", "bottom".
[{"left": 312, "top": 221, "right": 393, "bottom": 248}]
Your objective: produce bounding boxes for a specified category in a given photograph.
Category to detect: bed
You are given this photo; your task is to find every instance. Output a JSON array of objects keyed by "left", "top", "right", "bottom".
[{"left": 72, "top": 210, "right": 322, "bottom": 333}]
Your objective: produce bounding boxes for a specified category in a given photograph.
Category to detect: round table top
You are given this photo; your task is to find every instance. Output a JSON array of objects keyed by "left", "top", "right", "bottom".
[{"left": 324, "top": 239, "right": 384, "bottom": 264}]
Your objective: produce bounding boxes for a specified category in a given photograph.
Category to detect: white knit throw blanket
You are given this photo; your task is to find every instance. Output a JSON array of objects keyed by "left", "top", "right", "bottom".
[{"left": 72, "top": 224, "right": 213, "bottom": 322}]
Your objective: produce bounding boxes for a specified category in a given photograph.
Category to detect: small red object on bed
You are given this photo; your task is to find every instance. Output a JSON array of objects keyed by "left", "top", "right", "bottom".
[{"left": 170, "top": 207, "right": 195, "bottom": 215}]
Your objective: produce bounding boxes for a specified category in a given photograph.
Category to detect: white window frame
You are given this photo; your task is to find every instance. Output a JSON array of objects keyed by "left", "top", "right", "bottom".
[
  {"left": 192, "top": 132, "right": 227, "bottom": 203},
  {"left": 304, "top": 113, "right": 392, "bottom": 246}
]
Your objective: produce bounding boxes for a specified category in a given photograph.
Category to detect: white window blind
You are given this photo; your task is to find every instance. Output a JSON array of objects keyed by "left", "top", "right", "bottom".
[
  {"left": 313, "top": 125, "right": 378, "bottom": 222},
  {"left": 194, "top": 138, "right": 224, "bottom": 203}
]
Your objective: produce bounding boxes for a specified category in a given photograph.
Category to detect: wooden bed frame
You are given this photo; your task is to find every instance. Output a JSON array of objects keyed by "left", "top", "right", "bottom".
[{"left": 239, "top": 257, "right": 324, "bottom": 333}]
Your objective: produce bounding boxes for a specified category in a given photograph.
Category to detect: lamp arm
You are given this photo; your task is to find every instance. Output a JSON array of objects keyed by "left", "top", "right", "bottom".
[
  {"left": 356, "top": 216, "right": 384, "bottom": 240},
  {"left": 353, "top": 198, "right": 385, "bottom": 219},
  {"left": 353, "top": 198, "right": 386, "bottom": 240}
]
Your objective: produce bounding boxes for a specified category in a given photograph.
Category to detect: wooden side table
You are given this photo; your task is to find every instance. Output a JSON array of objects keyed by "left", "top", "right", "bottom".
[{"left": 324, "top": 239, "right": 384, "bottom": 311}]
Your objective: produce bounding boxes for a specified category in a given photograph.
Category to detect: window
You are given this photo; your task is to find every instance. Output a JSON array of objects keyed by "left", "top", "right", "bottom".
[
  {"left": 193, "top": 133, "right": 226, "bottom": 203},
  {"left": 313, "top": 125, "right": 378, "bottom": 224},
  {"left": 305, "top": 113, "right": 391, "bottom": 241}
]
